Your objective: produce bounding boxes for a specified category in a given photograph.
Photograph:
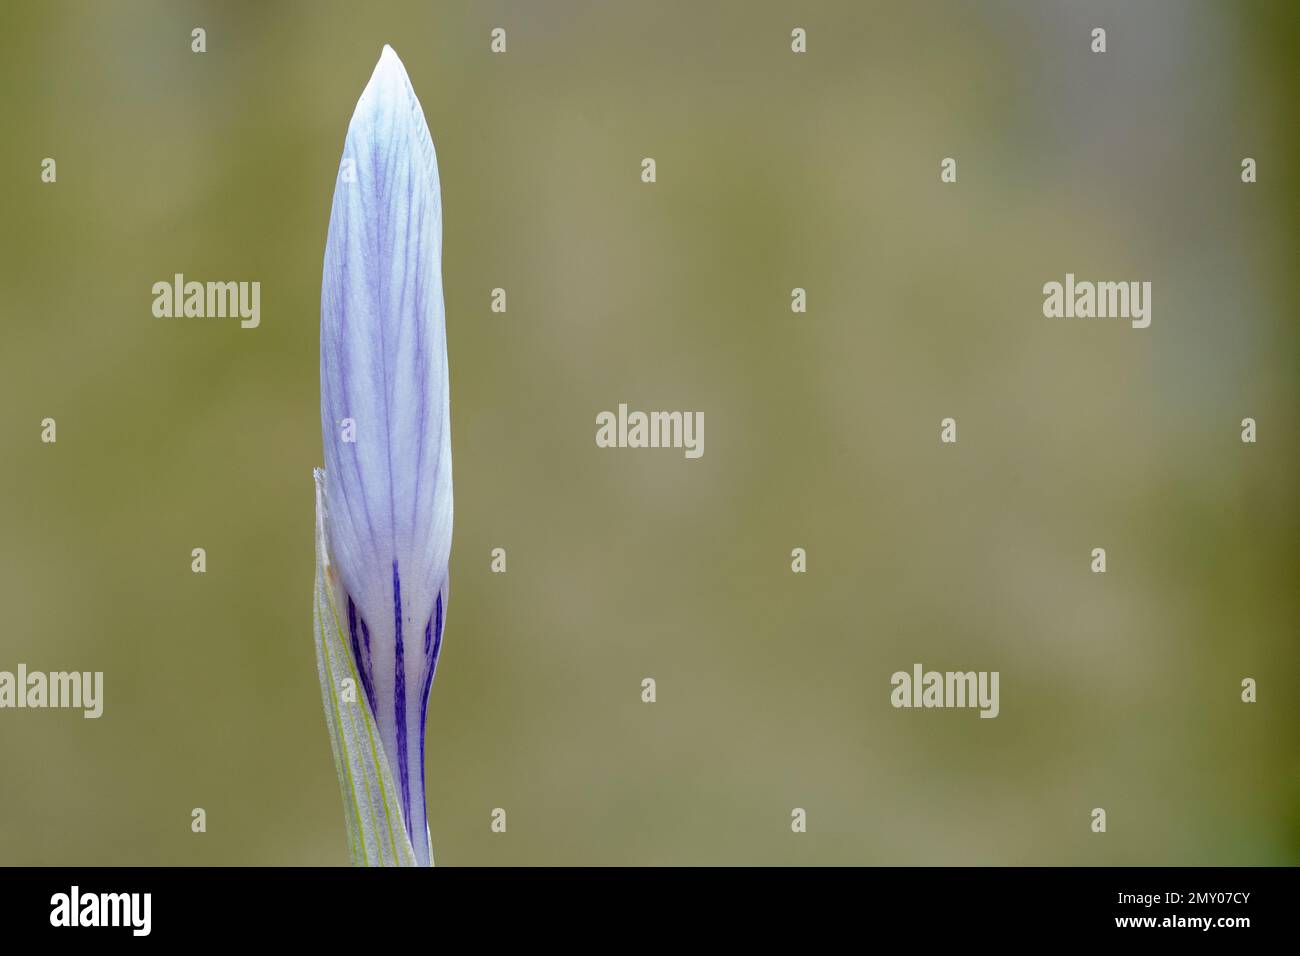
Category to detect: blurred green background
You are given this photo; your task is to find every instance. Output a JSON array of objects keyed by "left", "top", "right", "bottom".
[{"left": 1, "top": 0, "right": 1296, "bottom": 865}]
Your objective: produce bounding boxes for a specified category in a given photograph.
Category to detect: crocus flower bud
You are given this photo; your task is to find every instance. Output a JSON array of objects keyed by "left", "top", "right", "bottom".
[{"left": 315, "top": 45, "right": 451, "bottom": 867}]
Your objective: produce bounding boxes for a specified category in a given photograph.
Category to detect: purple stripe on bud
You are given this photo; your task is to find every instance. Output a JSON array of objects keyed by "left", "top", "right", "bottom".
[
  {"left": 391, "top": 561, "right": 411, "bottom": 838},
  {"left": 346, "top": 596, "right": 378, "bottom": 716}
]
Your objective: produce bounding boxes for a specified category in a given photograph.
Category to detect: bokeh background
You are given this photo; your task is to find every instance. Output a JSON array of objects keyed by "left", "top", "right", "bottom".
[{"left": 1, "top": 0, "right": 1296, "bottom": 865}]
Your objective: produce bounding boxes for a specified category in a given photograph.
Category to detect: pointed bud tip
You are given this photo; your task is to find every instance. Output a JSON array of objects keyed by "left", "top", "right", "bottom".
[
  {"left": 371, "top": 44, "right": 408, "bottom": 86},
  {"left": 343, "top": 44, "right": 427, "bottom": 153},
  {"left": 351, "top": 44, "right": 423, "bottom": 131}
]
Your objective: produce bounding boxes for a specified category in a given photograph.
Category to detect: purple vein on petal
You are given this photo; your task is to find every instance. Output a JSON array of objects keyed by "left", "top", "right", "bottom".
[
  {"left": 391, "top": 560, "right": 411, "bottom": 840},
  {"left": 418, "top": 590, "right": 444, "bottom": 801},
  {"left": 346, "top": 595, "right": 378, "bottom": 716}
]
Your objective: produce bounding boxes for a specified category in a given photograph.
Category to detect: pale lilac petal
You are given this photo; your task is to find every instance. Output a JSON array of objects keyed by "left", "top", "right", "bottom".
[{"left": 319, "top": 45, "right": 451, "bottom": 866}]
